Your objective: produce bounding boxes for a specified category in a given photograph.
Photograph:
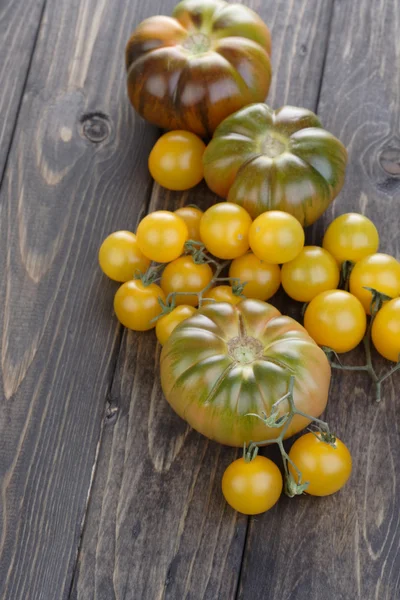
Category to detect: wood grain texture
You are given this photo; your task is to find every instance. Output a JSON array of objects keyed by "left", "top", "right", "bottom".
[
  {"left": 238, "top": 1, "right": 400, "bottom": 599},
  {"left": 72, "top": 2, "right": 336, "bottom": 599}
]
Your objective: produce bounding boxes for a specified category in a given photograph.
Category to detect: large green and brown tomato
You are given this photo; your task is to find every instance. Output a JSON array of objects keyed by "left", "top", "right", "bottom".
[
  {"left": 203, "top": 104, "right": 348, "bottom": 226},
  {"left": 125, "top": 0, "right": 271, "bottom": 137},
  {"left": 160, "top": 299, "right": 331, "bottom": 447}
]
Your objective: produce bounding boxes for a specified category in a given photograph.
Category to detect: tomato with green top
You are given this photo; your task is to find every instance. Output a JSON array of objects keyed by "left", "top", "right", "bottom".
[
  {"left": 160, "top": 255, "right": 213, "bottom": 307},
  {"left": 114, "top": 280, "right": 165, "bottom": 331},
  {"left": 99, "top": 231, "right": 150, "bottom": 282},
  {"left": 229, "top": 252, "right": 281, "bottom": 300}
]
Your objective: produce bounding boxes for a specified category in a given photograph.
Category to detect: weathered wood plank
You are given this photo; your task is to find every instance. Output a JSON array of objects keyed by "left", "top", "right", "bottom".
[
  {"left": 238, "top": 1, "right": 400, "bottom": 599},
  {"left": 0, "top": 0, "right": 170, "bottom": 598},
  {"left": 72, "top": 2, "right": 336, "bottom": 599}
]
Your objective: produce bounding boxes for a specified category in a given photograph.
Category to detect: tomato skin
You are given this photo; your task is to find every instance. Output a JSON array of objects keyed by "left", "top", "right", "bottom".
[
  {"left": 156, "top": 305, "right": 197, "bottom": 346},
  {"left": 304, "top": 290, "right": 366, "bottom": 353},
  {"left": 136, "top": 211, "right": 188, "bottom": 263},
  {"left": 229, "top": 253, "right": 280, "bottom": 301},
  {"left": 114, "top": 280, "right": 166, "bottom": 331},
  {"left": 200, "top": 202, "right": 252, "bottom": 259},
  {"left": 203, "top": 286, "right": 242, "bottom": 306},
  {"left": 149, "top": 131, "right": 206, "bottom": 191},
  {"left": 281, "top": 246, "right": 340, "bottom": 302},
  {"left": 289, "top": 433, "right": 352, "bottom": 496},
  {"left": 322, "top": 213, "right": 379, "bottom": 264},
  {"left": 222, "top": 456, "right": 282, "bottom": 515},
  {"left": 174, "top": 206, "right": 203, "bottom": 241},
  {"left": 98, "top": 231, "right": 150, "bottom": 282},
  {"left": 371, "top": 298, "right": 400, "bottom": 362},
  {"left": 160, "top": 256, "right": 213, "bottom": 307},
  {"left": 349, "top": 253, "right": 400, "bottom": 314},
  {"left": 249, "top": 211, "right": 305, "bottom": 264}
]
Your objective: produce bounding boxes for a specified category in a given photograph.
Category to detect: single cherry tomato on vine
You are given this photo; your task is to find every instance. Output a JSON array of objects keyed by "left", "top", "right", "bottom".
[
  {"left": 200, "top": 202, "right": 252, "bottom": 259},
  {"left": 136, "top": 211, "right": 188, "bottom": 263},
  {"left": 281, "top": 246, "right": 340, "bottom": 302},
  {"left": 249, "top": 211, "right": 305, "bottom": 264},
  {"left": 222, "top": 455, "right": 283, "bottom": 515},
  {"left": 229, "top": 252, "right": 281, "bottom": 301},
  {"left": 174, "top": 206, "right": 203, "bottom": 241},
  {"left": 148, "top": 131, "right": 206, "bottom": 191},
  {"left": 304, "top": 290, "right": 367, "bottom": 353},
  {"left": 371, "top": 298, "right": 400, "bottom": 362},
  {"left": 288, "top": 433, "right": 352, "bottom": 496},
  {"left": 114, "top": 280, "right": 165, "bottom": 331},
  {"left": 322, "top": 213, "right": 379, "bottom": 265},
  {"left": 160, "top": 255, "right": 213, "bottom": 307},
  {"left": 203, "top": 285, "right": 242, "bottom": 306},
  {"left": 98, "top": 231, "right": 150, "bottom": 282},
  {"left": 156, "top": 305, "right": 197, "bottom": 346},
  {"left": 349, "top": 253, "right": 400, "bottom": 314}
]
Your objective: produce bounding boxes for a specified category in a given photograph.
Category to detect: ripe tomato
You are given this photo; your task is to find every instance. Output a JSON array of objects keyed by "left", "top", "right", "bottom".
[
  {"left": 222, "top": 456, "right": 282, "bottom": 515},
  {"left": 249, "top": 211, "right": 305, "bottom": 264},
  {"left": 156, "top": 305, "right": 197, "bottom": 346},
  {"left": 229, "top": 252, "right": 281, "bottom": 301},
  {"left": 114, "top": 280, "right": 165, "bottom": 331},
  {"left": 203, "top": 286, "right": 242, "bottom": 306},
  {"left": 304, "top": 290, "right": 367, "bottom": 353},
  {"left": 371, "top": 298, "right": 400, "bottom": 362},
  {"left": 148, "top": 131, "right": 206, "bottom": 191},
  {"left": 160, "top": 256, "right": 213, "bottom": 307},
  {"left": 349, "top": 253, "right": 400, "bottom": 314},
  {"left": 322, "top": 213, "right": 379, "bottom": 264},
  {"left": 98, "top": 231, "right": 150, "bottom": 282},
  {"left": 136, "top": 211, "right": 188, "bottom": 263},
  {"left": 199, "top": 202, "right": 252, "bottom": 259},
  {"left": 289, "top": 433, "right": 352, "bottom": 496},
  {"left": 174, "top": 206, "right": 203, "bottom": 242},
  {"left": 281, "top": 246, "right": 340, "bottom": 302}
]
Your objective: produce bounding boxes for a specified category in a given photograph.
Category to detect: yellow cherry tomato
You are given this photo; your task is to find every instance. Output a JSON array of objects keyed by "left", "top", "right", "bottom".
[
  {"left": 136, "top": 211, "right": 188, "bottom": 263},
  {"left": 304, "top": 290, "right": 367, "bottom": 353},
  {"left": 289, "top": 433, "right": 352, "bottom": 496},
  {"left": 199, "top": 202, "right": 252, "bottom": 259},
  {"left": 322, "top": 213, "right": 379, "bottom": 264},
  {"left": 222, "top": 456, "right": 283, "bottom": 515},
  {"left": 98, "top": 231, "right": 150, "bottom": 282},
  {"left": 156, "top": 305, "right": 197, "bottom": 346},
  {"left": 114, "top": 280, "right": 165, "bottom": 331},
  {"left": 203, "top": 286, "right": 242, "bottom": 306},
  {"left": 174, "top": 206, "right": 203, "bottom": 241},
  {"left": 281, "top": 246, "right": 340, "bottom": 302},
  {"left": 349, "top": 253, "right": 400, "bottom": 314},
  {"left": 148, "top": 131, "right": 206, "bottom": 191},
  {"left": 160, "top": 255, "right": 213, "bottom": 307},
  {"left": 371, "top": 298, "right": 400, "bottom": 362},
  {"left": 229, "top": 252, "right": 281, "bottom": 301},
  {"left": 249, "top": 211, "right": 305, "bottom": 264}
]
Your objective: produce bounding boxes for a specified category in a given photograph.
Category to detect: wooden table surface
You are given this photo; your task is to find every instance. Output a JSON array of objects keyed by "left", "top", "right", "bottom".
[{"left": 1, "top": 0, "right": 399, "bottom": 598}]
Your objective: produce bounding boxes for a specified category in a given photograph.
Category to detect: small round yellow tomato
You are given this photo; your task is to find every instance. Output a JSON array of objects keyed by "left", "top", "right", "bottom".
[
  {"left": 371, "top": 298, "right": 400, "bottom": 362},
  {"left": 160, "top": 256, "right": 213, "bottom": 307},
  {"left": 304, "top": 290, "right": 367, "bottom": 353},
  {"left": 323, "top": 213, "right": 379, "bottom": 264},
  {"left": 199, "top": 202, "right": 252, "bottom": 259},
  {"left": 281, "top": 246, "right": 340, "bottom": 302},
  {"left": 174, "top": 206, "right": 203, "bottom": 241},
  {"left": 203, "top": 286, "right": 242, "bottom": 306},
  {"left": 98, "top": 231, "right": 150, "bottom": 282},
  {"left": 222, "top": 456, "right": 283, "bottom": 515},
  {"left": 136, "top": 211, "right": 188, "bottom": 263},
  {"left": 249, "top": 211, "right": 305, "bottom": 264},
  {"left": 349, "top": 253, "right": 400, "bottom": 314},
  {"left": 156, "top": 305, "right": 197, "bottom": 345},
  {"left": 289, "top": 433, "right": 352, "bottom": 496},
  {"left": 114, "top": 280, "right": 165, "bottom": 331},
  {"left": 229, "top": 253, "right": 281, "bottom": 301},
  {"left": 148, "top": 131, "right": 206, "bottom": 191}
]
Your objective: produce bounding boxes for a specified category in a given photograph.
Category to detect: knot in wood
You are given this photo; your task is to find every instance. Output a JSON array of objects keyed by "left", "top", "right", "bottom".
[
  {"left": 379, "top": 148, "right": 400, "bottom": 177},
  {"left": 81, "top": 113, "right": 110, "bottom": 143}
]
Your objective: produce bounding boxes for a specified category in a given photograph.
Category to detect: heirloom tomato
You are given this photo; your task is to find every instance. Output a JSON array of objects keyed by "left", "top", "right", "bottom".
[
  {"left": 126, "top": 0, "right": 272, "bottom": 136},
  {"left": 281, "top": 246, "right": 340, "bottom": 302},
  {"left": 371, "top": 298, "right": 400, "bottom": 362},
  {"left": 98, "top": 231, "right": 150, "bottom": 282},
  {"left": 161, "top": 299, "right": 331, "bottom": 447},
  {"left": 203, "top": 103, "right": 347, "bottom": 225},
  {"left": 156, "top": 305, "right": 197, "bottom": 346},
  {"left": 160, "top": 255, "right": 213, "bottom": 307},
  {"left": 349, "top": 253, "right": 400, "bottom": 314},
  {"left": 114, "top": 280, "right": 165, "bottom": 331},
  {"left": 229, "top": 253, "right": 281, "bottom": 300},
  {"left": 322, "top": 213, "right": 379, "bottom": 264},
  {"left": 136, "top": 211, "right": 188, "bottom": 263}
]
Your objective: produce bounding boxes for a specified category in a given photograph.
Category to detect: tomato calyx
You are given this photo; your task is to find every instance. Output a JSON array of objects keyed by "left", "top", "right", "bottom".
[
  {"left": 135, "top": 263, "right": 165, "bottom": 286},
  {"left": 340, "top": 259, "right": 355, "bottom": 291}
]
